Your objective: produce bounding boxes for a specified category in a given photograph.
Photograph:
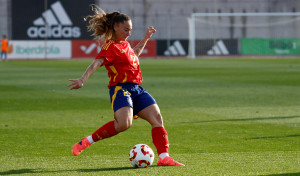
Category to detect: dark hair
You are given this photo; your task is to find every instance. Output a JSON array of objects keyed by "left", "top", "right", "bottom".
[{"left": 85, "top": 5, "right": 131, "bottom": 42}]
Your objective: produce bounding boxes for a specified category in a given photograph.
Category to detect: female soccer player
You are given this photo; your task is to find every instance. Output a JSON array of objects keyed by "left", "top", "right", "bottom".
[{"left": 68, "top": 7, "right": 184, "bottom": 166}]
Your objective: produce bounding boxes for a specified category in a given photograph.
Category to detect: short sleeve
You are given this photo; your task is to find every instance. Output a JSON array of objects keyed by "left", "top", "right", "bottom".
[{"left": 95, "top": 41, "right": 117, "bottom": 66}]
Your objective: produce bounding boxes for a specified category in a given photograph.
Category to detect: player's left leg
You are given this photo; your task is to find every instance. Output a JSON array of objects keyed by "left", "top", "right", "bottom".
[
  {"left": 4, "top": 52, "right": 7, "bottom": 61},
  {"left": 137, "top": 104, "right": 184, "bottom": 166}
]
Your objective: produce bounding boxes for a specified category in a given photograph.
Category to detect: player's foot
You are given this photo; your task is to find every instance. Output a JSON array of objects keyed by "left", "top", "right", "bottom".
[
  {"left": 72, "top": 137, "right": 91, "bottom": 156},
  {"left": 157, "top": 156, "right": 185, "bottom": 166}
]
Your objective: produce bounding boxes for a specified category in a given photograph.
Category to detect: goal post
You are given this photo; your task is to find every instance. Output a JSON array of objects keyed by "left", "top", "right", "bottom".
[{"left": 188, "top": 12, "right": 300, "bottom": 58}]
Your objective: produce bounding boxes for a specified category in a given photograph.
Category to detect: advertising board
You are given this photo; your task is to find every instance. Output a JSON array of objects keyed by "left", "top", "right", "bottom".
[
  {"left": 72, "top": 40, "right": 157, "bottom": 58},
  {"left": 12, "top": 0, "right": 94, "bottom": 40},
  {"left": 8, "top": 40, "right": 71, "bottom": 59},
  {"left": 242, "top": 38, "right": 300, "bottom": 55}
]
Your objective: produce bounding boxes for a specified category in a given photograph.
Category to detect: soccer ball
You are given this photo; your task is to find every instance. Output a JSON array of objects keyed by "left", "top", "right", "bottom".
[{"left": 129, "top": 144, "right": 155, "bottom": 168}]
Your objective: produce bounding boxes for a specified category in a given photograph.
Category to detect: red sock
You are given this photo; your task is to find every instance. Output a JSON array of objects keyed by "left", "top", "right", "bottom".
[
  {"left": 92, "top": 121, "right": 118, "bottom": 142},
  {"left": 152, "top": 127, "right": 169, "bottom": 155}
]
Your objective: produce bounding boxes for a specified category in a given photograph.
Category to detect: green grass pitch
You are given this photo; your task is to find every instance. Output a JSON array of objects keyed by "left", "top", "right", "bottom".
[{"left": 0, "top": 58, "right": 300, "bottom": 176}]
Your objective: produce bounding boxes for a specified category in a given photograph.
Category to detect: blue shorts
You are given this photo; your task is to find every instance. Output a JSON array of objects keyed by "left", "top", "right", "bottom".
[{"left": 109, "top": 83, "right": 156, "bottom": 115}]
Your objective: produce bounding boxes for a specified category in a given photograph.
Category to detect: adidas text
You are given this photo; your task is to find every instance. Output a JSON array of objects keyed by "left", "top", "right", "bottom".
[{"left": 27, "top": 25, "right": 81, "bottom": 38}]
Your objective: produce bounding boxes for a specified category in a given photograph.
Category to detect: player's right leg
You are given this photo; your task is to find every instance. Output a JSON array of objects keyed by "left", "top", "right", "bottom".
[
  {"left": 72, "top": 107, "right": 133, "bottom": 156},
  {"left": 72, "top": 137, "right": 92, "bottom": 156},
  {"left": 72, "top": 84, "right": 134, "bottom": 156}
]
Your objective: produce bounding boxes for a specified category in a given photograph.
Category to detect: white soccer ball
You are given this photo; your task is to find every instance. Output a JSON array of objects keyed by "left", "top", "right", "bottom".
[{"left": 129, "top": 144, "right": 155, "bottom": 168}]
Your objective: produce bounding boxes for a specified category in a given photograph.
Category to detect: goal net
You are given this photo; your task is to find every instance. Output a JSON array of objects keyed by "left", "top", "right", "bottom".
[{"left": 188, "top": 12, "right": 300, "bottom": 58}]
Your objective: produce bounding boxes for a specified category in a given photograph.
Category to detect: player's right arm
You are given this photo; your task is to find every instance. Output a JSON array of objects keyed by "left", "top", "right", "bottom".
[{"left": 68, "top": 58, "right": 104, "bottom": 90}]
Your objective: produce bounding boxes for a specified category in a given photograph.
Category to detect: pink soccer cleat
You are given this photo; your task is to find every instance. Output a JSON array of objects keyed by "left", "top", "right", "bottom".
[
  {"left": 157, "top": 156, "right": 185, "bottom": 166},
  {"left": 72, "top": 137, "right": 91, "bottom": 156}
]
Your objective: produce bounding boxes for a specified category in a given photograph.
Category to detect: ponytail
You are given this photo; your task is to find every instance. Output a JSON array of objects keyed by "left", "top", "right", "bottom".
[{"left": 85, "top": 5, "right": 131, "bottom": 43}]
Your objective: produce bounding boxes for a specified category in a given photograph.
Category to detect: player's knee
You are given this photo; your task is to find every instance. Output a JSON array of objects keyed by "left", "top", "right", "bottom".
[
  {"left": 118, "top": 123, "right": 132, "bottom": 132},
  {"left": 124, "top": 119, "right": 132, "bottom": 130},
  {"left": 116, "top": 118, "right": 132, "bottom": 132},
  {"left": 157, "top": 113, "right": 163, "bottom": 125},
  {"left": 114, "top": 106, "right": 133, "bottom": 132},
  {"left": 152, "top": 113, "right": 163, "bottom": 127}
]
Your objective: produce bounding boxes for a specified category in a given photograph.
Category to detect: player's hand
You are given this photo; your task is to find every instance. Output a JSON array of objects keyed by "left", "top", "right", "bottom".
[
  {"left": 144, "top": 26, "right": 156, "bottom": 40},
  {"left": 68, "top": 79, "right": 84, "bottom": 90}
]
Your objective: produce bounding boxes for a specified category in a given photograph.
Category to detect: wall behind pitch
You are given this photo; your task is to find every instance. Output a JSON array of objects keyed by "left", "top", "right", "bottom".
[
  {"left": 72, "top": 40, "right": 157, "bottom": 58},
  {"left": 12, "top": 0, "right": 94, "bottom": 40}
]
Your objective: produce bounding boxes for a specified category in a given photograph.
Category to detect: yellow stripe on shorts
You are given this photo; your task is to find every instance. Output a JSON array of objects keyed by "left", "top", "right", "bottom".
[{"left": 111, "top": 86, "right": 122, "bottom": 110}]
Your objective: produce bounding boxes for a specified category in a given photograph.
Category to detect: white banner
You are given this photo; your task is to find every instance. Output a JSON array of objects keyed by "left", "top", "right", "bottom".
[{"left": 8, "top": 40, "right": 71, "bottom": 59}]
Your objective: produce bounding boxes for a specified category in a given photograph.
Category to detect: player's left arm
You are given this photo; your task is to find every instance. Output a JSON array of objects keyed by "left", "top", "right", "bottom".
[{"left": 133, "top": 26, "right": 156, "bottom": 57}]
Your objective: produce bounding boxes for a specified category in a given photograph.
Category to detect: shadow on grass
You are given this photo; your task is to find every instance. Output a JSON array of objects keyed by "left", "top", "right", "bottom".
[
  {"left": 0, "top": 167, "right": 136, "bottom": 175},
  {"left": 186, "top": 115, "right": 300, "bottom": 123},
  {"left": 0, "top": 169, "right": 36, "bottom": 175},
  {"left": 258, "top": 172, "right": 300, "bottom": 176},
  {"left": 77, "top": 167, "right": 136, "bottom": 172},
  {"left": 246, "top": 134, "right": 300, "bottom": 140}
]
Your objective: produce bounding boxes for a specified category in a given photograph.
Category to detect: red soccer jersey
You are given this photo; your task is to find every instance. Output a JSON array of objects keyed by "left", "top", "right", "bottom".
[{"left": 95, "top": 40, "right": 142, "bottom": 88}]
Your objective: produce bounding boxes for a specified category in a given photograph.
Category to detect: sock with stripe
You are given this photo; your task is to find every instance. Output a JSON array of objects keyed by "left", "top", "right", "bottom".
[
  {"left": 91, "top": 120, "right": 119, "bottom": 142},
  {"left": 152, "top": 127, "right": 169, "bottom": 156}
]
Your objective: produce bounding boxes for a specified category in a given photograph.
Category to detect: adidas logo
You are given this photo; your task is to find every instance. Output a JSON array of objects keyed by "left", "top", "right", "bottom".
[
  {"left": 207, "top": 40, "right": 229, "bottom": 55},
  {"left": 164, "top": 40, "right": 186, "bottom": 56},
  {"left": 27, "top": 1, "right": 81, "bottom": 38},
  {"left": 80, "top": 43, "right": 101, "bottom": 54}
]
